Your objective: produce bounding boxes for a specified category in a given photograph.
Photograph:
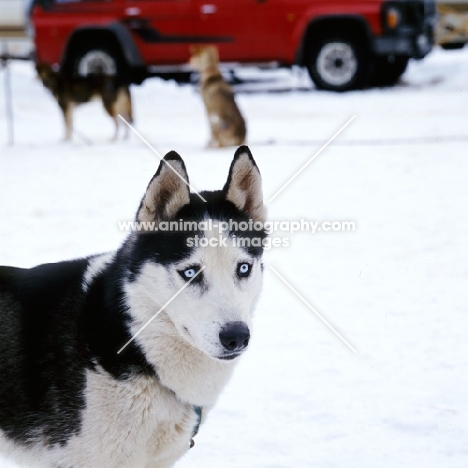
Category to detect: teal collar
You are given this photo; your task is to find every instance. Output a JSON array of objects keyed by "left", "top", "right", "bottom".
[{"left": 190, "top": 406, "right": 203, "bottom": 449}]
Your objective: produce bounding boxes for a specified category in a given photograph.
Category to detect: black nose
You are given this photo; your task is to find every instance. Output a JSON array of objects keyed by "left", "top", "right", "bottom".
[{"left": 219, "top": 322, "right": 250, "bottom": 352}]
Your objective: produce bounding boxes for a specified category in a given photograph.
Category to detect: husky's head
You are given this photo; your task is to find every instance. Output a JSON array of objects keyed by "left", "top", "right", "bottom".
[{"left": 123, "top": 146, "right": 266, "bottom": 363}]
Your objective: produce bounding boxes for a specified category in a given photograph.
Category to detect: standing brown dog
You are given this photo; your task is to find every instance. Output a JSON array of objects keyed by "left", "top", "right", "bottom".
[
  {"left": 190, "top": 45, "right": 246, "bottom": 147},
  {"left": 36, "top": 63, "right": 133, "bottom": 141}
]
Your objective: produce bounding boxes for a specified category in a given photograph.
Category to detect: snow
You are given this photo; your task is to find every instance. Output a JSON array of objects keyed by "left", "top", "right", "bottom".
[{"left": 1, "top": 47, "right": 468, "bottom": 467}]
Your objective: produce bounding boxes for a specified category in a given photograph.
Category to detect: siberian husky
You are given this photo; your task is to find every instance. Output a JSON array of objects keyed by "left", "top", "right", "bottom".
[
  {"left": 190, "top": 45, "right": 247, "bottom": 147},
  {"left": 36, "top": 63, "right": 133, "bottom": 141},
  {"left": 0, "top": 146, "right": 266, "bottom": 468}
]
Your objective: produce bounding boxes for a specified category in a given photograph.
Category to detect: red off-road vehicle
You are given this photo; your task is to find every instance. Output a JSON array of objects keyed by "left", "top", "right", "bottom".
[{"left": 31, "top": 0, "right": 436, "bottom": 91}]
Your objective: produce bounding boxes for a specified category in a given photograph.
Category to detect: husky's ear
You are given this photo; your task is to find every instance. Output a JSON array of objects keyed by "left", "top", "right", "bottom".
[
  {"left": 223, "top": 146, "right": 266, "bottom": 223},
  {"left": 137, "top": 151, "right": 190, "bottom": 223}
]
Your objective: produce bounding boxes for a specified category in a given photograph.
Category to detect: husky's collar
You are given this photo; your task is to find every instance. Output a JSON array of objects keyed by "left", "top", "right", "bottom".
[
  {"left": 152, "top": 372, "right": 203, "bottom": 449},
  {"left": 190, "top": 406, "right": 203, "bottom": 449}
]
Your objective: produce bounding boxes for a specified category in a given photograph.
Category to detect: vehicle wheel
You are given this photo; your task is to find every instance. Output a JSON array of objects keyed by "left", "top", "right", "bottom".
[
  {"left": 371, "top": 56, "right": 409, "bottom": 87},
  {"left": 72, "top": 47, "right": 128, "bottom": 80},
  {"left": 440, "top": 42, "right": 466, "bottom": 50},
  {"left": 307, "top": 34, "right": 370, "bottom": 91}
]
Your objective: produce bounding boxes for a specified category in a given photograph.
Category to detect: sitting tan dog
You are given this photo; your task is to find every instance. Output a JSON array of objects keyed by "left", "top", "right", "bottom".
[{"left": 190, "top": 45, "right": 246, "bottom": 147}]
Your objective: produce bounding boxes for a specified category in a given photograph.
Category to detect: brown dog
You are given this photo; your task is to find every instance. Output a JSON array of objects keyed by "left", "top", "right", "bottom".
[
  {"left": 190, "top": 45, "right": 246, "bottom": 147},
  {"left": 36, "top": 63, "right": 133, "bottom": 141}
]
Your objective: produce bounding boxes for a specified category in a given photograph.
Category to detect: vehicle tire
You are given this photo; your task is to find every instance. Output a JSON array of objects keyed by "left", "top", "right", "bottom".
[
  {"left": 371, "top": 55, "right": 409, "bottom": 87},
  {"left": 72, "top": 46, "right": 129, "bottom": 81},
  {"left": 307, "top": 33, "right": 370, "bottom": 91},
  {"left": 440, "top": 42, "right": 466, "bottom": 50}
]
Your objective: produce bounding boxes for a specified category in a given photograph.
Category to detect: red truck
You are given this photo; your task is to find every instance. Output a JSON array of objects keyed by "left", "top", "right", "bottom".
[{"left": 31, "top": 0, "right": 436, "bottom": 91}]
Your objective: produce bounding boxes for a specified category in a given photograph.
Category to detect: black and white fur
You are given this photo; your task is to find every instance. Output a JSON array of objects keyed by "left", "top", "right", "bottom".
[{"left": 0, "top": 146, "right": 266, "bottom": 468}]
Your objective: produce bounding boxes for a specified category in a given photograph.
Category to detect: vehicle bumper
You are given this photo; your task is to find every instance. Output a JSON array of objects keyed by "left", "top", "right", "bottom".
[{"left": 373, "top": 27, "right": 434, "bottom": 59}]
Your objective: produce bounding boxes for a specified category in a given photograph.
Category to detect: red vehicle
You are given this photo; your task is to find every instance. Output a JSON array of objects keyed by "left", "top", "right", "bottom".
[{"left": 31, "top": 0, "right": 436, "bottom": 91}]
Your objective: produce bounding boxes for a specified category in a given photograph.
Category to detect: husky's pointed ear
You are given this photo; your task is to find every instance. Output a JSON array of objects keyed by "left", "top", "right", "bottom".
[
  {"left": 223, "top": 146, "right": 266, "bottom": 223},
  {"left": 136, "top": 151, "right": 190, "bottom": 223}
]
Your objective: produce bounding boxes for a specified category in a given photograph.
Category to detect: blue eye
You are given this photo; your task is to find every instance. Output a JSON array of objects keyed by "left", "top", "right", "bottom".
[
  {"left": 237, "top": 263, "right": 251, "bottom": 278},
  {"left": 184, "top": 268, "right": 196, "bottom": 278},
  {"left": 178, "top": 265, "right": 203, "bottom": 284}
]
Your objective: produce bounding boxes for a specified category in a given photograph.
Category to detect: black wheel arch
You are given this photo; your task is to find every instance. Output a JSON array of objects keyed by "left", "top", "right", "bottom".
[
  {"left": 60, "top": 23, "right": 145, "bottom": 82},
  {"left": 296, "top": 15, "right": 373, "bottom": 66}
]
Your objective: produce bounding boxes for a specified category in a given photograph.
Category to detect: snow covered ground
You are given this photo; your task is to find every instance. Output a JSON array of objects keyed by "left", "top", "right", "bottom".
[{"left": 0, "top": 47, "right": 468, "bottom": 467}]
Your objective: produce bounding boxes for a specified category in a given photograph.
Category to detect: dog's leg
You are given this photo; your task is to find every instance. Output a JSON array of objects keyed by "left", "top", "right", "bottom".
[
  {"left": 102, "top": 82, "right": 119, "bottom": 142},
  {"left": 103, "top": 85, "right": 133, "bottom": 142},
  {"left": 119, "top": 87, "right": 133, "bottom": 140},
  {"left": 59, "top": 100, "right": 73, "bottom": 141},
  {"left": 116, "top": 88, "right": 133, "bottom": 140},
  {"left": 125, "top": 88, "right": 133, "bottom": 140},
  {"left": 208, "top": 125, "right": 220, "bottom": 148},
  {"left": 112, "top": 116, "right": 119, "bottom": 142}
]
